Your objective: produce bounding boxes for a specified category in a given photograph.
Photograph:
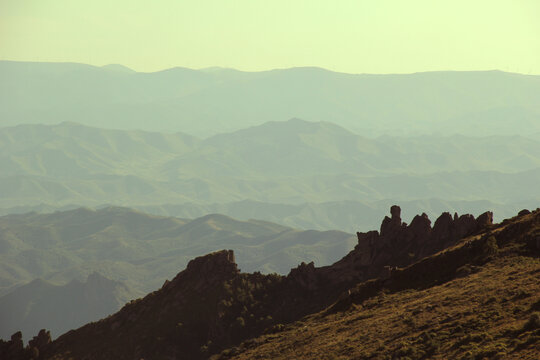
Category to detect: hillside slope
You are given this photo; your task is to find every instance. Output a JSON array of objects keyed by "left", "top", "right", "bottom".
[
  {"left": 1, "top": 121, "right": 539, "bottom": 233},
  {"left": 0, "top": 273, "right": 135, "bottom": 341},
  {"left": 0, "top": 207, "right": 356, "bottom": 296},
  {"left": 222, "top": 243, "right": 540, "bottom": 359},
  {"left": 3, "top": 207, "right": 537, "bottom": 359}
]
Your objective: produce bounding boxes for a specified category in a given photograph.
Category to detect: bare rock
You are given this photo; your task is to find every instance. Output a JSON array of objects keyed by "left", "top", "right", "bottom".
[
  {"left": 185, "top": 249, "right": 238, "bottom": 277},
  {"left": 169, "top": 250, "right": 239, "bottom": 293},
  {"left": 29, "top": 329, "right": 51, "bottom": 348},
  {"left": 348, "top": 206, "right": 495, "bottom": 282},
  {"left": 476, "top": 211, "right": 494, "bottom": 228},
  {"left": 518, "top": 209, "right": 531, "bottom": 216},
  {"left": 10, "top": 331, "right": 23, "bottom": 347},
  {"left": 355, "top": 230, "right": 379, "bottom": 266},
  {"left": 28, "top": 329, "right": 52, "bottom": 356},
  {"left": 380, "top": 205, "right": 403, "bottom": 238},
  {"left": 454, "top": 214, "right": 478, "bottom": 238},
  {"left": 432, "top": 212, "right": 453, "bottom": 243},
  {"left": 289, "top": 262, "right": 318, "bottom": 291},
  {"left": 390, "top": 205, "right": 401, "bottom": 221},
  {"left": 407, "top": 213, "right": 432, "bottom": 243},
  {"left": 0, "top": 332, "right": 24, "bottom": 360}
]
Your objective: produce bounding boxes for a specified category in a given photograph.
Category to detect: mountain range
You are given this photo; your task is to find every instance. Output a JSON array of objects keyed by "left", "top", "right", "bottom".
[
  {"left": 1, "top": 120, "right": 539, "bottom": 233},
  {"left": 1, "top": 60, "right": 539, "bottom": 359},
  {"left": 0, "top": 207, "right": 357, "bottom": 294},
  {"left": 1, "top": 61, "right": 539, "bottom": 138},
  {"left": 0, "top": 206, "right": 360, "bottom": 340}
]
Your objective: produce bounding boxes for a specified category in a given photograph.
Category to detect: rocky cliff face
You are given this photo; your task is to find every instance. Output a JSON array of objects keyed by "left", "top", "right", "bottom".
[
  {"left": 5, "top": 207, "right": 513, "bottom": 360},
  {"left": 43, "top": 250, "right": 241, "bottom": 360},
  {"left": 0, "top": 329, "right": 51, "bottom": 360},
  {"left": 357, "top": 205, "right": 491, "bottom": 270},
  {"left": 287, "top": 206, "right": 493, "bottom": 295}
]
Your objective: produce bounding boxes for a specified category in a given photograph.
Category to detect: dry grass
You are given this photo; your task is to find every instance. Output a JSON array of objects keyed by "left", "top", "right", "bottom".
[{"left": 218, "top": 254, "right": 540, "bottom": 360}]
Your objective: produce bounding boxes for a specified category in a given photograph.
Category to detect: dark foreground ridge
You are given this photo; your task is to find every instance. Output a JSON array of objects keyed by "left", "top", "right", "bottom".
[{"left": 2, "top": 206, "right": 539, "bottom": 360}]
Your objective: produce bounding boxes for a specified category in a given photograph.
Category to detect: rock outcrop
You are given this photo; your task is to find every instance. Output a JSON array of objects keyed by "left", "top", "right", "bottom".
[
  {"left": 354, "top": 206, "right": 493, "bottom": 272},
  {"left": 288, "top": 206, "right": 494, "bottom": 293},
  {"left": 43, "top": 250, "right": 242, "bottom": 360},
  {"left": 28, "top": 329, "right": 51, "bottom": 358},
  {"left": 165, "top": 249, "right": 238, "bottom": 292},
  {"left": 0, "top": 331, "right": 26, "bottom": 360}
]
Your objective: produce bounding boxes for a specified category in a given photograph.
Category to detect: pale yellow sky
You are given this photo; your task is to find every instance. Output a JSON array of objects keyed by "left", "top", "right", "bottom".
[{"left": 0, "top": 0, "right": 539, "bottom": 74}]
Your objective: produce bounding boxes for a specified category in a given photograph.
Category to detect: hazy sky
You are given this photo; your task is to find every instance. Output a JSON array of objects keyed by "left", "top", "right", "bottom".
[{"left": 1, "top": 0, "right": 539, "bottom": 74}]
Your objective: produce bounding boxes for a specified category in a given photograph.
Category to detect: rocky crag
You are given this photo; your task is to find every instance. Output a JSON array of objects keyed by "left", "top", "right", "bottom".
[
  {"left": 287, "top": 206, "right": 493, "bottom": 297},
  {"left": 3, "top": 206, "right": 536, "bottom": 360}
]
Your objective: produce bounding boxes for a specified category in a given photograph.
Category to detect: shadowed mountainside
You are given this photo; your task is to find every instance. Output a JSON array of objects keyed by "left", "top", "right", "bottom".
[
  {"left": 0, "top": 273, "right": 136, "bottom": 341},
  {"left": 4, "top": 207, "right": 537, "bottom": 359}
]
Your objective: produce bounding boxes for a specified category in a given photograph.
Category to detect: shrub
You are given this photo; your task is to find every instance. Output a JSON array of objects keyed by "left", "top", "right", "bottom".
[
  {"left": 235, "top": 317, "right": 246, "bottom": 328},
  {"left": 482, "top": 236, "right": 498, "bottom": 256},
  {"left": 521, "top": 312, "right": 540, "bottom": 332}
]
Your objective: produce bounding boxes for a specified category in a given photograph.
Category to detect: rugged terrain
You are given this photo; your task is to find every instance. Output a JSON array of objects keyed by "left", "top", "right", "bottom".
[
  {"left": 0, "top": 206, "right": 355, "bottom": 296},
  {"left": 216, "top": 210, "right": 540, "bottom": 359},
  {"left": 221, "top": 248, "right": 540, "bottom": 359},
  {"left": 3, "top": 206, "right": 538, "bottom": 359},
  {"left": 0, "top": 207, "right": 356, "bottom": 340}
]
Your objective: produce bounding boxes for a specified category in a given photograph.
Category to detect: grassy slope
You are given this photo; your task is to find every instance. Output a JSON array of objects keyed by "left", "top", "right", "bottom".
[
  {"left": 224, "top": 256, "right": 539, "bottom": 360},
  {"left": 33, "top": 210, "right": 540, "bottom": 360},
  {"left": 214, "top": 212, "right": 540, "bottom": 360}
]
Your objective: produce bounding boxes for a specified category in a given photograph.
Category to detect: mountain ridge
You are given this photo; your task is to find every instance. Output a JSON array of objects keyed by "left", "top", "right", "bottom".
[
  {"left": 5, "top": 59, "right": 536, "bottom": 76},
  {"left": 2, "top": 60, "right": 539, "bottom": 137},
  {"left": 0, "top": 206, "right": 357, "bottom": 297},
  {"left": 4, "top": 206, "right": 537, "bottom": 359},
  {"left": 1, "top": 120, "right": 539, "bottom": 235}
]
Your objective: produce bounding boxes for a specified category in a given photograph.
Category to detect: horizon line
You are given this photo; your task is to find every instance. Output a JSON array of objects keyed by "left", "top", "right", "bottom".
[{"left": 0, "top": 58, "right": 537, "bottom": 77}]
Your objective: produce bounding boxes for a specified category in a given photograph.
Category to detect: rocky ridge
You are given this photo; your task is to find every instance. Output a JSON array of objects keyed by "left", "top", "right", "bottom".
[
  {"left": 2, "top": 206, "right": 527, "bottom": 360},
  {"left": 287, "top": 206, "right": 493, "bottom": 295},
  {"left": 215, "top": 208, "right": 540, "bottom": 360}
]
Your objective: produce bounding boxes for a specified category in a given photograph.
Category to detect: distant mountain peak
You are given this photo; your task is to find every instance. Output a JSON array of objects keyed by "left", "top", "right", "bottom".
[
  {"left": 207, "top": 118, "right": 355, "bottom": 143},
  {"left": 101, "top": 64, "right": 135, "bottom": 73},
  {"left": 86, "top": 272, "right": 111, "bottom": 284}
]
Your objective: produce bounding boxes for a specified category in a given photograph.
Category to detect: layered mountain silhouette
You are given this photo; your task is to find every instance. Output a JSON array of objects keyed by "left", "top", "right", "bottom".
[
  {"left": 2, "top": 61, "right": 540, "bottom": 138},
  {"left": 1, "top": 120, "right": 539, "bottom": 232},
  {"left": 0, "top": 207, "right": 356, "bottom": 296},
  {"left": 3, "top": 207, "right": 538, "bottom": 359},
  {"left": 0, "top": 273, "right": 135, "bottom": 341}
]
